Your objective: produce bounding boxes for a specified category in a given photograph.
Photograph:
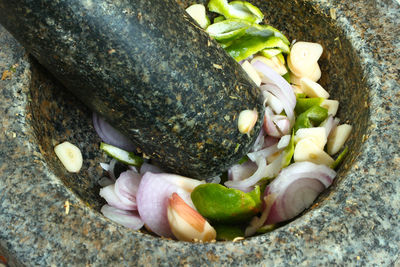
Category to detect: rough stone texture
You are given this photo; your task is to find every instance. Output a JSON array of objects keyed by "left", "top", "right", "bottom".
[
  {"left": 0, "top": 0, "right": 399, "bottom": 266},
  {"left": 0, "top": 0, "right": 264, "bottom": 179}
]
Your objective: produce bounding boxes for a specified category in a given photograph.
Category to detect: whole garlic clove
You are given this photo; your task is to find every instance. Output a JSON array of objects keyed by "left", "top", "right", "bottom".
[{"left": 167, "top": 193, "right": 216, "bottom": 242}]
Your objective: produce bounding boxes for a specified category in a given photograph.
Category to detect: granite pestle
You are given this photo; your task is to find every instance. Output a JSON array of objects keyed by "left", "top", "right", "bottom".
[{"left": 0, "top": 0, "right": 264, "bottom": 179}]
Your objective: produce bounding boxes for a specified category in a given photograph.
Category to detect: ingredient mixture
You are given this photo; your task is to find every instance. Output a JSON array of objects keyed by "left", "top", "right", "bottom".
[{"left": 55, "top": 0, "right": 352, "bottom": 242}]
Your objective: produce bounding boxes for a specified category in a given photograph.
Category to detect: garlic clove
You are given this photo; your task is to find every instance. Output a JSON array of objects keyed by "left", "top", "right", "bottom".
[
  {"left": 238, "top": 109, "right": 258, "bottom": 134},
  {"left": 167, "top": 193, "right": 216, "bottom": 242},
  {"left": 54, "top": 141, "right": 83, "bottom": 173},
  {"left": 241, "top": 60, "right": 262, "bottom": 86},
  {"left": 287, "top": 41, "right": 323, "bottom": 77},
  {"left": 300, "top": 77, "right": 330, "bottom": 98},
  {"left": 320, "top": 99, "right": 339, "bottom": 116},
  {"left": 327, "top": 124, "right": 352, "bottom": 155},
  {"left": 294, "top": 138, "right": 334, "bottom": 166}
]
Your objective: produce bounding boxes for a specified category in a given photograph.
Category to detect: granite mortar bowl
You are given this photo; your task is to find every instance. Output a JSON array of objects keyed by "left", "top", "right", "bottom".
[
  {"left": 1, "top": 0, "right": 399, "bottom": 266},
  {"left": 29, "top": 0, "right": 368, "bottom": 215}
]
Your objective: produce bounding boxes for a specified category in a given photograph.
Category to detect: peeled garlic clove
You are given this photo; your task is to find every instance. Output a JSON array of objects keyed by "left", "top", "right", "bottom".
[
  {"left": 54, "top": 141, "right": 83, "bottom": 173},
  {"left": 167, "top": 193, "right": 216, "bottom": 242},
  {"left": 185, "top": 4, "right": 210, "bottom": 28},
  {"left": 300, "top": 77, "right": 330, "bottom": 98},
  {"left": 320, "top": 99, "right": 339, "bottom": 116},
  {"left": 294, "top": 138, "right": 334, "bottom": 166},
  {"left": 241, "top": 60, "right": 262, "bottom": 86},
  {"left": 238, "top": 109, "right": 258, "bottom": 134},
  {"left": 290, "top": 62, "right": 321, "bottom": 85},
  {"left": 295, "top": 127, "right": 327, "bottom": 149},
  {"left": 327, "top": 124, "right": 352, "bottom": 155},
  {"left": 287, "top": 41, "right": 323, "bottom": 77}
]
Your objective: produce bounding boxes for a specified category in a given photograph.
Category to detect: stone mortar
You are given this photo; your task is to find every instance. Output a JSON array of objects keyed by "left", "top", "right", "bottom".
[{"left": 0, "top": 0, "right": 399, "bottom": 266}]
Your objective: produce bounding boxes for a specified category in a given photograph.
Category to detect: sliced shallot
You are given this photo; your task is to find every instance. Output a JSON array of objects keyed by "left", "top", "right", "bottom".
[
  {"left": 99, "top": 184, "right": 137, "bottom": 211},
  {"left": 140, "top": 162, "right": 164, "bottom": 174},
  {"left": 264, "top": 161, "right": 336, "bottom": 225},
  {"left": 101, "top": 204, "right": 144, "bottom": 230},
  {"left": 114, "top": 170, "right": 142, "bottom": 210},
  {"left": 261, "top": 83, "right": 295, "bottom": 124},
  {"left": 93, "top": 112, "right": 136, "bottom": 152}
]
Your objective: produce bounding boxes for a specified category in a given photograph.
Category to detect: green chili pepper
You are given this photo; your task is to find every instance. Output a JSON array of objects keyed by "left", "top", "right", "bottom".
[
  {"left": 214, "top": 224, "right": 245, "bottom": 240},
  {"left": 295, "top": 97, "right": 324, "bottom": 114},
  {"left": 226, "top": 35, "right": 289, "bottom": 61},
  {"left": 246, "top": 24, "right": 290, "bottom": 46},
  {"left": 282, "top": 72, "right": 291, "bottom": 83},
  {"left": 206, "top": 19, "right": 250, "bottom": 42},
  {"left": 260, "top": 48, "right": 282, "bottom": 58},
  {"left": 331, "top": 146, "right": 349, "bottom": 169},
  {"left": 191, "top": 184, "right": 262, "bottom": 223},
  {"left": 296, "top": 93, "right": 307, "bottom": 99},
  {"left": 238, "top": 155, "right": 249, "bottom": 164},
  {"left": 294, "top": 105, "right": 328, "bottom": 132},
  {"left": 100, "top": 142, "right": 143, "bottom": 167},
  {"left": 208, "top": 0, "right": 264, "bottom": 23},
  {"left": 213, "top": 15, "right": 226, "bottom": 23},
  {"left": 281, "top": 131, "right": 295, "bottom": 167}
]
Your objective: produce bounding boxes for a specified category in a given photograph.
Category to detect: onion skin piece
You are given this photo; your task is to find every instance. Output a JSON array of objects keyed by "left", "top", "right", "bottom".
[{"left": 264, "top": 161, "right": 336, "bottom": 224}]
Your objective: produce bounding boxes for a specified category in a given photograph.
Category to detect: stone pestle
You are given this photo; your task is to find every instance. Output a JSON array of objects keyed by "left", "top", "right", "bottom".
[{"left": 0, "top": 0, "right": 264, "bottom": 179}]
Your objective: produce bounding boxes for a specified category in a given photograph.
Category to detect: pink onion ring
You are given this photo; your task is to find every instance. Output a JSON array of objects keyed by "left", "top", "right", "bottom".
[
  {"left": 92, "top": 112, "right": 136, "bottom": 151},
  {"left": 264, "top": 161, "right": 336, "bottom": 224}
]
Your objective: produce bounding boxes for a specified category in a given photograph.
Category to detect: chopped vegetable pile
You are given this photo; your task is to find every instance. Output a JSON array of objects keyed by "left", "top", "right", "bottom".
[{"left": 70, "top": 0, "right": 353, "bottom": 242}]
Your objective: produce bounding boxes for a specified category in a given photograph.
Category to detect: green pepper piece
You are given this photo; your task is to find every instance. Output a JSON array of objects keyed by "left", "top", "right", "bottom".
[
  {"left": 214, "top": 15, "right": 226, "bottom": 23},
  {"left": 206, "top": 19, "right": 250, "bottom": 42},
  {"left": 208, "top": 0, "right": 264, "bottom": 23},
  {"left": 238, "top": 155, "right": 249, "bottom": 164},
  {"left": 331, "top": 146, "right": 349, "bottom": 169},
  {"left": 282, "top": 72, "right": 290, "bottom": 83},
  {"left": 281, "top": 131, "right": 295, "bottom": 167},
  {"left": 294, "top": 105, "right": 328, "bottom": 133},
  {"left": 214, "top": 224, "right": 245, "bottom": 240},
  {"left": 253, "top": 36, "right": 289, "bottom": 54},
  {"left": 246, "top": 24, "right": 290, "bottom": 46},
  {"left": 260, "top": 48, "right": 282, "bottom": 58},
  {"left": 100, "top": 142, "right": 144, "bottom": 167},
  {"left": 295, "top": 97, "right": 324, "bottom": 114},
  {"left": 191, "top": 184, "right": 262, "bottom": 223},
  {"left": 296, "top": 93, "right": 307, "bottom": 99},
  {"left": 276, "top": 53, "right": 285, "bottom": 64},
  {"left": 226, "top": 35, "right": 288, "bottom": 61}
]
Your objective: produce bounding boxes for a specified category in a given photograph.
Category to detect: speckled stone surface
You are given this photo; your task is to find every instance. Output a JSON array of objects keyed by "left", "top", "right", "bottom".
[
  {"left": 0, "top": 0, "right": 264, "bottom": 179},
  {"left": 0, "top": 0, "right": 399, "bottom": 266}
]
